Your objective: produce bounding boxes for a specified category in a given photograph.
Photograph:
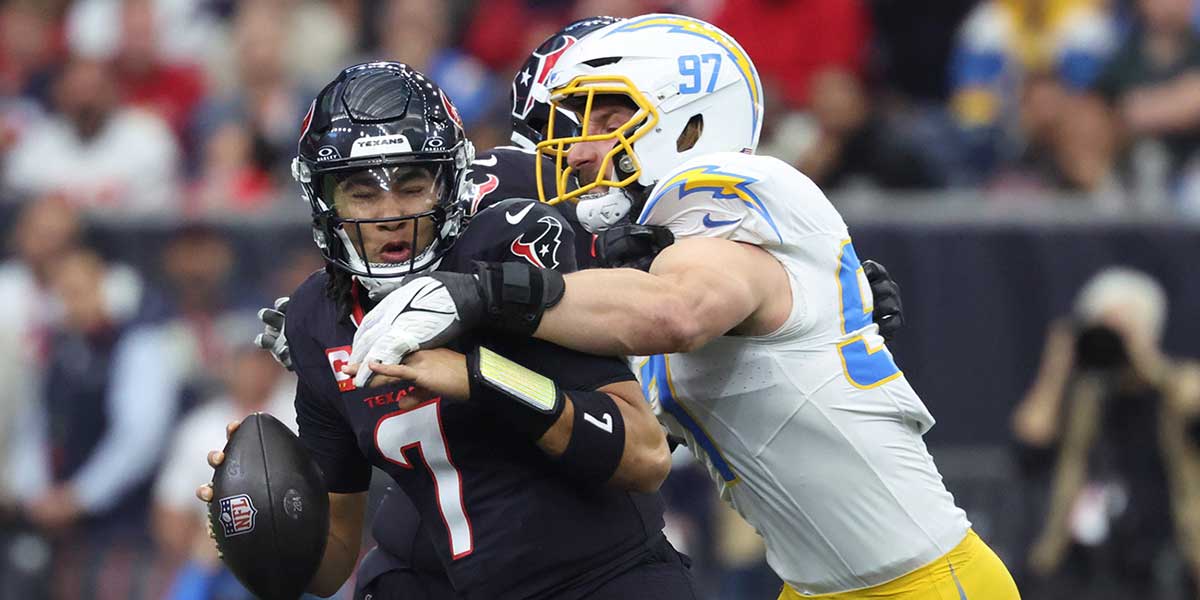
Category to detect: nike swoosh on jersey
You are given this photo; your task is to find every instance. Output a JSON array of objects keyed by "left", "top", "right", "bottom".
[
  {"left": 473, "top": 155, "right": 499, "bottom": 167},
  {"left": 506, "top": 202, "right": 535, "bottom": 224},
  {"left": 702, "top": 213, "right": 742, "bottom": 228}
]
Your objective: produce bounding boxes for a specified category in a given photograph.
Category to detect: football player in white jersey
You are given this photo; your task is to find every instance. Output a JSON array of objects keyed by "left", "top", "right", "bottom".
[{"left": 354, "top": 13, "right": 1020, "bottom": 600}]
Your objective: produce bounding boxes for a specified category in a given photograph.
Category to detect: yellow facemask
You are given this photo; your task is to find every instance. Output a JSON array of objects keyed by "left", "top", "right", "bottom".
[{"left": 535, "top": 75, "right": 659, "bottom": 205}]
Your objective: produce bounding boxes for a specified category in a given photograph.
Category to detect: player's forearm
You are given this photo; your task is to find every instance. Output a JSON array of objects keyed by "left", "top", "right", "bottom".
[
  {"left": 535, "top": 268, "right": 702, "bottom": 356},
  {"left": 538, "top": 384, "right": 671, "bottom": 493},
  {"left": 307, "top": 492, "right": 366, "bottom": 596},
  {"left": 604, "top": 393, "right": 672, "bottom": 493}
]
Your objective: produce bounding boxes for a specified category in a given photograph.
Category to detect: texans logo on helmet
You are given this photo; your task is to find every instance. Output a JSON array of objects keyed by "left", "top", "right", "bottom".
[
  {"left": 510, "top": 216, "right": 564, "bottom": 269},
  {"left": 219, "top": 494, "right": 258, "bottom": 537},
  {"left": 470, "top": 174, "right": 500, "bottom": 214},
  {"left": 298, "top": 99, "right": 316, "bottom": 142},
  {"left": 440, "top": 91, "right": 464, "bottom": 129},
  {"left": 516, "top": 36, "right": 578, "bottom": 119}
]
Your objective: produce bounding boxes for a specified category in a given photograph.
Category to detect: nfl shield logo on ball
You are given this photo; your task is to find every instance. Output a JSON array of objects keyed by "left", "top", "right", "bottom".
[{"left": 219, "top": 494, "right": 257, "bottom": 537}]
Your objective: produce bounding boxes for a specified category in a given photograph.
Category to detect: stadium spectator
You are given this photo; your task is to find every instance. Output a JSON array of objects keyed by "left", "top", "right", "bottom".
[
  {"left": 794, "top": 68, "right": 943, "bottom": 190},
  {"left": 379, "top": 0, "right": 496, "bottom": 128},
  {"left": 988, "top": 77, "right": 1124, "bottom": 206},
  {"left": 268, "top": 0, "right": 353, "bottom": 93},
  {"left": 153, "top": 225, "right": 263, "bottom": 402},
  {"left": 712, "top": 0, "right": 869, "bottom": 111},
  {"left": 0, "top": 194, "right": 78, "bottom": 600},
  {"left": 0, "top": 194, "right": 84, "bottom": 358},
  {"left": 3, "top": 56, "right": 182, "bottom": 217},
  {"left": 65, "top": 0, "right": 221, "bottom": 67},
  {"left": 7, "top": 247, "right": 181, "bottom": 599},
  {"left": 0, "top": 196, "right": 90, "bottom": 508},
  {"left": 153, "top": 341, "right": 294, "bottom": 599},
  {"left": 109, "top": 0, "right": 206, "bottom": 141},
  {"left": 199, "top": 0, "right": 352, "bottom": 96},
  {"left": 0, "top": 0, "right": 58, "bottom": 104},
  {"left": 190, "top": 0, "right": 314, "bottom": 215},
  {"left": 1091, "top": 0, "right": 1200, "bottom": 210},
  {"left": 0, "top": 0, "right": 58, "bottom": 162},
  {"left": 1011, "top": 267, "right": 1200, "bottom": 599},
  {"left": 950, "top": 0, "right": 1118, "bottom": 179}
]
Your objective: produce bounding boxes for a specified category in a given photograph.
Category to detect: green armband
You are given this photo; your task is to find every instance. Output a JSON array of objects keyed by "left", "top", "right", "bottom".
[{"left": 467, "top": 346, "right": 564, "bottom": 439}]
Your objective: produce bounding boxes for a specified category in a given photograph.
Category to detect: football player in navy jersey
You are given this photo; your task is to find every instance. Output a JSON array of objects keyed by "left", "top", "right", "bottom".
[{"left": 200, "top": 60, "right": 701, "bottom": 600}]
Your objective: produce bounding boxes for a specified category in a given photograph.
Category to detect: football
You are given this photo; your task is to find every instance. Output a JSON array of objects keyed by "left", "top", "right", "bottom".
[{"left": 208, "top": 413, "right": 330, "bottom": 600}]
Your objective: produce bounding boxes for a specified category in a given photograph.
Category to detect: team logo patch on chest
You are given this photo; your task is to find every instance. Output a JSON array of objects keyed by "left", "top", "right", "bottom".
[
  {"left": 326, "top": 345, "right": 356, "bottom": 392},
  {"left": 510, "top": 215, "right": 563, "bottom": 269},
  {"left": 218, "top": 494, "right": 257, "bottom": 537}
]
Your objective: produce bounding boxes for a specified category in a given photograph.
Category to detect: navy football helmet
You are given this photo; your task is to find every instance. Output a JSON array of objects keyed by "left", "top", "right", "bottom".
[
  {"left": 509, "top": 16, "right": 624, "bottom": 149},
  {"left": 293, "top": 62, "right": 474, "bottom": 296}
]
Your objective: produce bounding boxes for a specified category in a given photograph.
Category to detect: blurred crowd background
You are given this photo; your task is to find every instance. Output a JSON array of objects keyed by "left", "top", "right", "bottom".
[{"left": 3, "top": 0, "right": 1200, "bottom": 599}]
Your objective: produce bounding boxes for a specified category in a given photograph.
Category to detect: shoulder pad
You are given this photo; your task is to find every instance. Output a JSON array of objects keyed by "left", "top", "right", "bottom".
[
  {"left": 637, "top": 152, "right": 801, "bottom": 246},
  {"left": 467, "top": 147, "right": 560, "bottom": 215},
  {"left": 452, "top": 199, "right": 578, "bottom": 272}
]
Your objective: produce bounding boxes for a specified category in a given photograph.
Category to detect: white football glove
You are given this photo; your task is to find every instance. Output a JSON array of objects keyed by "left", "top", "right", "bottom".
[
  {"left": 254, "top": 296, "right": 292, "bottom": 371},
  {"left": 349, "top": 277, "right": 462, "bottom": 387}
]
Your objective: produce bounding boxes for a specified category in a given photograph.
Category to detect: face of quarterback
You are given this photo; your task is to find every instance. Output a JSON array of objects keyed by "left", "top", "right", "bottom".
[
  {"left": 565, "top": 98, "right": 637, "bottom": 188},
  {"left": 329, "top": 165, "right": 441, "bottom": 265}
]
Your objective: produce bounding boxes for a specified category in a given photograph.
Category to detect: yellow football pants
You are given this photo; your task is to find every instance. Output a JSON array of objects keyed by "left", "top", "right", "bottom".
[{"left": 778, "top": 530, "right": 1020, "bottom": 600}]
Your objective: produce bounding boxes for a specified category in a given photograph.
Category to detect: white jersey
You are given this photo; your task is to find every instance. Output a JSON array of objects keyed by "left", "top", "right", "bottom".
[{"left": 633, "top": 152, "right": 970, "bottom": 595}]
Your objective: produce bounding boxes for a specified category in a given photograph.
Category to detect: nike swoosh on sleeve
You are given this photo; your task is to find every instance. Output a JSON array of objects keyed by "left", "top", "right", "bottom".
[{"left": 505, "top": 202, "right": 536, "bottom": 224}]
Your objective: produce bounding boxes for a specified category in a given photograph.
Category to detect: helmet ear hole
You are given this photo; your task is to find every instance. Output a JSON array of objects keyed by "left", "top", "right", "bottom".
[{"left": 676, "top": 114, "right": 704, "bottom": 152}]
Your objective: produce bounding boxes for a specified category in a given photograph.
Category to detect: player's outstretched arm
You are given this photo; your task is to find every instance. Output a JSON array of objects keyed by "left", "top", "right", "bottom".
[
  {"left": 344, "top": 237, "right": 789, "bottom": 366},
  {"left": 536, "top": 237, "right": 791, "bottom": 356},
  {"left": 357, "top": 349, "right": 671, "bottom": 493}
]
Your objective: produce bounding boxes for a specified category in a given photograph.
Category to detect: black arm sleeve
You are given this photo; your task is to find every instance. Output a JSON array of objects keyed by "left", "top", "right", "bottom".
[{"left": 295, "top": 375, "right": 372, "bottom": 494}]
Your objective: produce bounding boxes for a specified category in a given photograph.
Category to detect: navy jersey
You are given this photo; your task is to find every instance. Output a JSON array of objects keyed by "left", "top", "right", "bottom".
[
  {"left": 467, "top": 146, "right": 598, "bottom": 269},
  {"left": 288, "top": 200, "right": 665, "bottom": 600}
]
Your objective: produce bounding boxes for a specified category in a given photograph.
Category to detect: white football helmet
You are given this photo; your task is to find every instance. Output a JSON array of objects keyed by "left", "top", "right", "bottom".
[{"left": 534, "top": 13, "right": 764, "bottom": 219}]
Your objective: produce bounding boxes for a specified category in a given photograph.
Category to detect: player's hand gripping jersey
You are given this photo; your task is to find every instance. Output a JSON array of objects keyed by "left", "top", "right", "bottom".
[
  {"left": 636, "top": 151, "right": 971, "bottom": 594},
  {"left": 286, "top": 200, "right": 665, "bottom": 600}
]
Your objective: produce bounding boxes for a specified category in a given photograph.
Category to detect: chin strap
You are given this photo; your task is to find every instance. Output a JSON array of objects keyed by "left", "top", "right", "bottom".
[{"left": 576, "top": 189, "right": 633, "bottom": 234}]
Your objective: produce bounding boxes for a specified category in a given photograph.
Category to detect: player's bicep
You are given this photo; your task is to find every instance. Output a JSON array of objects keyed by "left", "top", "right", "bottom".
[{"left": 650, "top": 238, "right": 772, "bottom": 340}]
